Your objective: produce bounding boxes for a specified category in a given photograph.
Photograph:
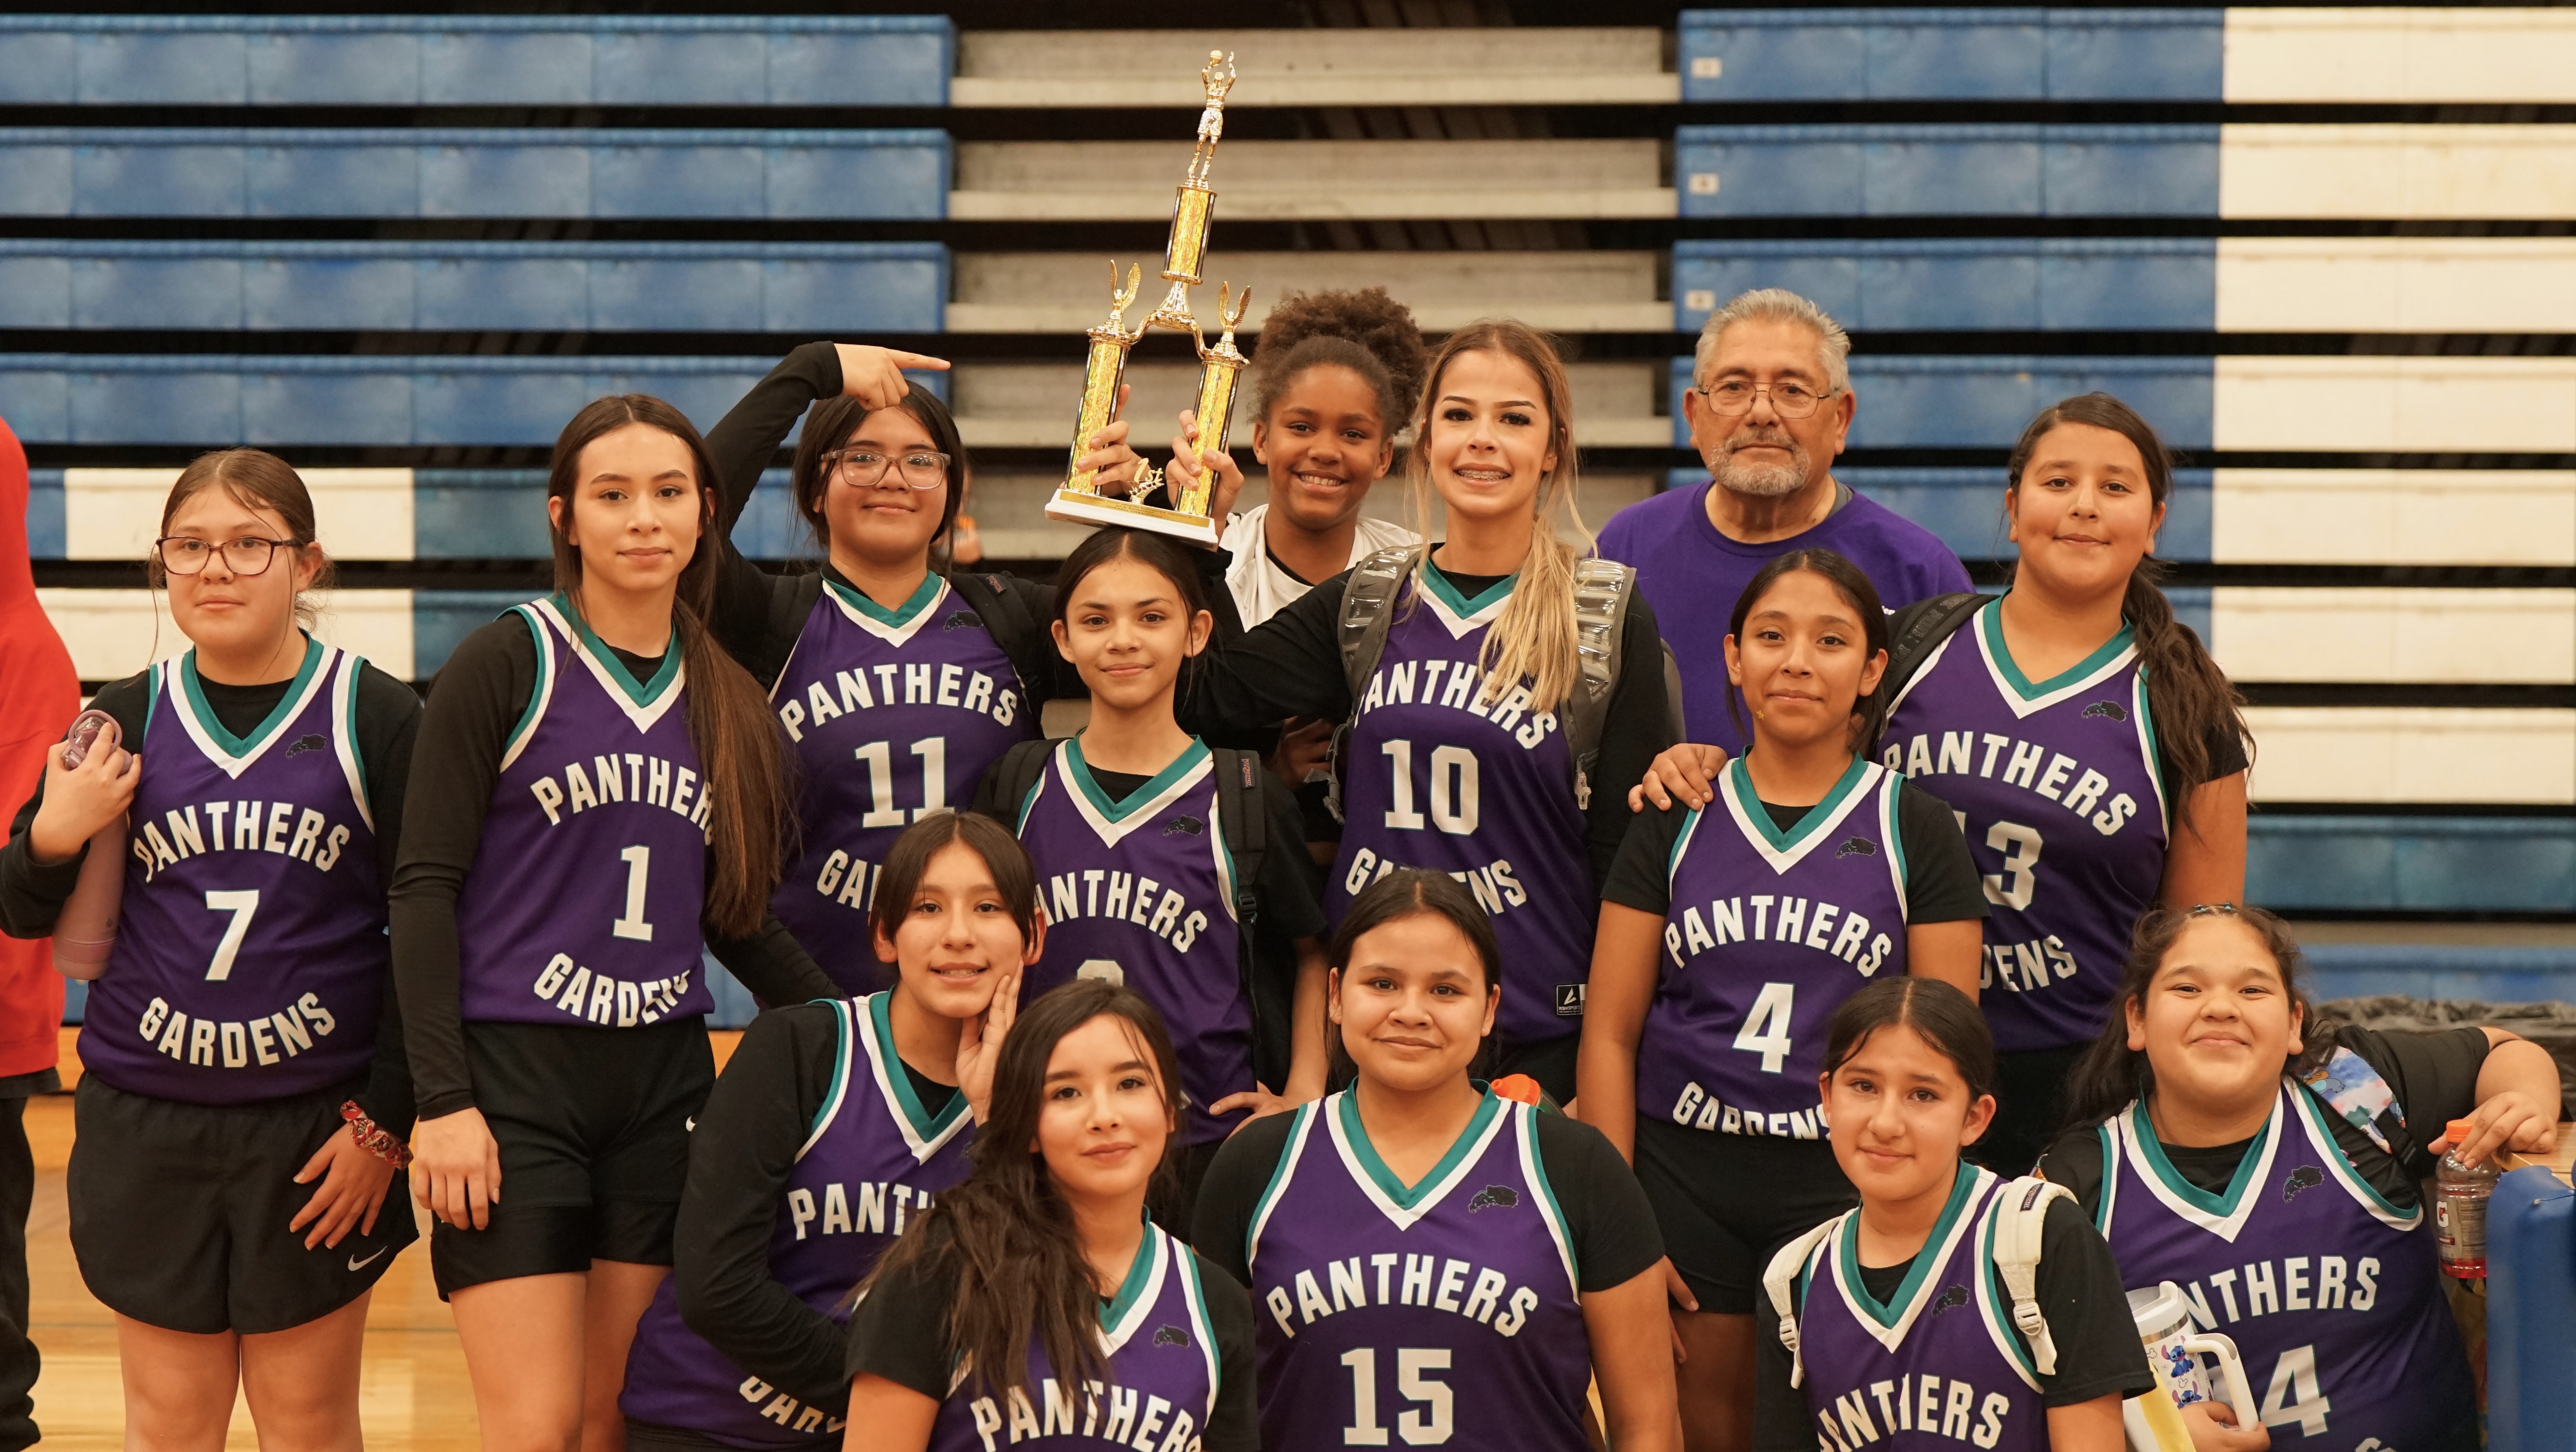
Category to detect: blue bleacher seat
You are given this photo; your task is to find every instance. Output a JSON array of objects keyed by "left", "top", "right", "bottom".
[
  {"left": 2250, "top": 816, "right": 2576, "bottom": 915},
  {"left": 0, "top": 241, "right": 947, "bottom": 334},
  {"left": 24, "top": 471, "right": 64, "bottom": 560},
  {"left": 0, "top": 130, "right": 952, "bottom": 220},
  {"left": 1674, "top": 239, "right": 2217, "bottom": 332},
  {"left": 1669, "top": 355, "right": 2216, "bottom": 450},
  {"left": 1676, "top": 125, "right": 2220, "bottom": 217},
  {"left": 1678, "top": 10, "right": 2224, "bottom": 102},
  {"left": 0, "top": 356, "right": 949, "bottom": 446},
  {"left": 0, "top": 17, "right": 954, "bottom": 108}
]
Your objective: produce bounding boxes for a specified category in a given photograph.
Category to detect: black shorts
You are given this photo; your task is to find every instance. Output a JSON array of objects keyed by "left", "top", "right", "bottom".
[
  {"left": 431, "top": 1017, "right": 713, "bottom": 1298},
  {"left": 68, "top": 1075, "right": 418, "bottom": 1335},
  {"left": 1972, "top": 1044, "right": 2089, "bottom": 1179},
  {"left": 1633, "top": 1117, "right": 1855, "bottom": 1315},
  {"left": 1490, "top": 1032, "right": 1580, "bottom": 1106}
]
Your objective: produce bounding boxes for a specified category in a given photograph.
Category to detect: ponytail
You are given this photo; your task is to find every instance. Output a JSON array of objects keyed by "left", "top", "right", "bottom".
[
  {"left": 2005, "top": 393, "right": 2249, "bottom": 834},
  {"left": 1407, "top": 319, "right": 1592, "bottom": 715},
  {"left": 546, "top": 395, "right": 790, "bottom": 938}
]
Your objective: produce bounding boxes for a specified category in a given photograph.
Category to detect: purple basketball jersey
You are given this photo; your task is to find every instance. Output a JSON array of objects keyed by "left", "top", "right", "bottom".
[
  {"left": 2094, "top": 1084, "right": 2473, "bottom": 1451},
  {"left": 1241, "top": 1091, "right": 1593, "bottom": 1452},
  {"left": 1011, "top": 739, "right": 1246, "bottom": 1145},
  {"left": 84, "top": 640, "right": 385, "bottom": 1102},
  {"left": 1880, "top": 599, "right": 2166, "bottom": 1053},
  {"left": 922, "top": 1222, "right": 1225, "bottom": 1452},
  {"left": 1638, "top": 758, "right": 1908, "bottom": 1140},
  {"left": 1333, "top": 572, "right": 1592, "bottom": 1048},
  {"left": 1785, "top": 1167, "right": 2052, "bottom": 1452},
  {"left": 770, "top": 576, "right": 1033, "bottom": 994},
  {"left": 453, "top": 599, "right": 712, "bottom": 1027},
  {"left": 621, "top": 992, "right": 973, "bottom": 1446}
]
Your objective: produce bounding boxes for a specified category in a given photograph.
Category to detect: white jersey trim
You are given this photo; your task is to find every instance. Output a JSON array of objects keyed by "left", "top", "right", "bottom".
[
  {"left": 1243, "top": 1100, "right": 1321, "bottom": 1276},
  {"left": 531, "top": 597, "right": 687, "bottom": 735},
  {"left": 1513, "top": 1103, "right": 1581, "bottom": 1297},
  {"left": 2113, "top": 1091, "right": 2284, "bottom": 1244},
  {"left": 1052, "top": 741, "right": 1215, "bottom": 852},
  {"left": 1326, "top": 1088, "right": 1513, "bottom": 1234},
  {"left": 498, "top": 605, "right": 559, "bottom": 773},
  {"left": 1098, "top": 1227, "right": 1173, "bottom": 1357},
  {"left": 1716, "top": 757, "right": 1891, "bottom": 877},
  {"left": 2287, "top": 1078, "right": 2421, "bottom": 1231},
  {"left": 165, "top": 640, "right": 340, "bottom": 781},
  {"left": 1971, "top": 601, "right": 2142, "bottom": 720},
  {"left": 327, "top": 649, "right": 375, "bottom": 833}
]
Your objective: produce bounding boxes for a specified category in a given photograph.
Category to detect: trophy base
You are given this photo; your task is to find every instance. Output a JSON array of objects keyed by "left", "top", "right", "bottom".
[{"left": 1045, "top": 488, "right": 1222, "bottom": 550}]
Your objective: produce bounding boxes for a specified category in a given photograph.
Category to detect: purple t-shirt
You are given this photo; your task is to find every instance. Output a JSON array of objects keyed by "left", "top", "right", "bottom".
[{"left": 1597, "top": 481, "right": 1971, "bottom": 752}]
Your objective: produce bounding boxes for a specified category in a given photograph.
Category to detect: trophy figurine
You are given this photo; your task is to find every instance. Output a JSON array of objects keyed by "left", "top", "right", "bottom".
[{"left": 1045, "top": 51, "right": 1244, "bottom": 549}]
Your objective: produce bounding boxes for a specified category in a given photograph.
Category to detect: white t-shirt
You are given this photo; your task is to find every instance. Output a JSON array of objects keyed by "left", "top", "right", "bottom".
[{"left": 1218, "top": 506, "right": 1421, "bottom": 627}]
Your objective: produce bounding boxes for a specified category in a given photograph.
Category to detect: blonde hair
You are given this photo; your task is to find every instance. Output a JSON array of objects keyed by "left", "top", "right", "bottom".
[{"left": 1404, "top": 319, "right": 1592, "bottom": 715}]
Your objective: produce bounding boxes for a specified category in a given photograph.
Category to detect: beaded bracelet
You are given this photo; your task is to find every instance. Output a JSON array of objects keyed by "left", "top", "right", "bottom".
[{"left": 341, "top": 1100, "right": 414, "bottom": 1169}]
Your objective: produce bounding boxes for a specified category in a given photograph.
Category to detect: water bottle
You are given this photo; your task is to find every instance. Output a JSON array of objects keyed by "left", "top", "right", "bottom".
[{"left": 2434, "top": 1118, "right": 2499, "bottom": 1280}]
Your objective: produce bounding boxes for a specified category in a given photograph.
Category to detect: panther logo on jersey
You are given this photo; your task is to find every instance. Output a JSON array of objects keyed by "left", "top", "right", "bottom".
[
  {"left": 2282, "top": 1165, "right": 2325, "bottom": 1202},
  {"left": 1467, "top": 1185, "right": 1519, "bottom": 1214},
  {"left": 943, "top": 611, "right": 982, "bottom": 632},
  {"left": 1931, "top": 1285, "right": 1970, "bottom": 1316},
  {"left": 1834, "top": 837, "right": 1877, "bottom": 859},
  {"left": 1163, "top": 815, "right": 1205, "bottom": 837},
  {"left": 1152, "top": 1325, "right": 1191, "bottom": 1349},
  {"left": 284, "top": 733, "right": 328, "bottom": 758},
  {"left": 2081, "top": 701, "right": 2129, "bottom": 722}
]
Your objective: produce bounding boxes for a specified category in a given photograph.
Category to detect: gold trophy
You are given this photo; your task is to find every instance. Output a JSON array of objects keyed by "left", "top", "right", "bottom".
[{"left": 1045, "top": 51, "right": 1247, "bottom": 550}]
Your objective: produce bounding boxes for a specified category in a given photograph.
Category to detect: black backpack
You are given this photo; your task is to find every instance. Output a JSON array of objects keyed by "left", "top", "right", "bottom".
[
  {"left": 762, "top": 569, "right": 1051, "bottom": 705},
  {"left": 981, "top": 738, "right": 1293, "bottom": 1091},
  {"left": 1880, "top": 591, "right": 1990, "bottom": 707}
]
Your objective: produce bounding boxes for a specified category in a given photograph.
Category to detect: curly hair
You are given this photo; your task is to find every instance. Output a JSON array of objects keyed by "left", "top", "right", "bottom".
[{"left": 1249, "top": 286, "right": 1429, "bottom": 434}]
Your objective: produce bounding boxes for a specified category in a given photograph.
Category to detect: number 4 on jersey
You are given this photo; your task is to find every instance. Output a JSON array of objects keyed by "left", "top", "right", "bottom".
[
  {"left": 1734, "top": 981, "right": 1796, "bottom": 1073},
  {"left": 2258, "top": 1344, "right": 2331, "bottom": 1437}
]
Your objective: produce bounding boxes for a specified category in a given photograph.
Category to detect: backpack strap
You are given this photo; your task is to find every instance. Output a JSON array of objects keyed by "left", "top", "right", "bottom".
[
  {"left": 1335, "top": 547, "right": 1419, "bottom": 703},
  {"left": 1563, "top": 557, "right": 1637, "bottom": 810},
  {"left": 2296, "top": 1045, "right": 2420, "bottom": 1167},
  {"left": 1208, "top": 747, "right": 1266, "bottom": 929},
  {"left": 765, "top": 573, "right": 828, "bottom": 690},
  {"left": 1762, "top": 1220, "right": 1842, "bottom": 1389},
  {"left": 1993, "top": 1175, "right": 2073, "bottom": 1376},
  {"left": 1881, "top": 591, "right": 1987, "bottom": 705},
  {"left": 989, "top": 739, "right": 1058, "bottom": 829},
  {"left": 949, "top": 571, "right": 1050, "bottom": 705}
]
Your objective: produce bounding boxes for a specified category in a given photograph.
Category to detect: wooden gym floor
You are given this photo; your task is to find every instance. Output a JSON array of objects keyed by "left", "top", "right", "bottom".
[{"left": 28, "top": 1029, "right": 743, "bottom": 1451}]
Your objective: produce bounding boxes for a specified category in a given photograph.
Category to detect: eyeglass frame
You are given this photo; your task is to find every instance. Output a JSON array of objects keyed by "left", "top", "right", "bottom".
[
  {"left": 1689, "top": 377, "right": 1846, "bottom": 420},
  {"left": 153, "top": 535, "right": 297, "bottom": 577},
  {"left": 2185, "top": 902, "right": 2241, "bottom": 918},
  {"left": 820, "top": 446, "right": 953, "bottom": 492}
]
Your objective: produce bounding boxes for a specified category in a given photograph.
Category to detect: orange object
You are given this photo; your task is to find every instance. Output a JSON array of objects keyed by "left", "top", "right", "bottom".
[{"left": 1492, "top": 1074, "right": 1543, "bottom": 1105}]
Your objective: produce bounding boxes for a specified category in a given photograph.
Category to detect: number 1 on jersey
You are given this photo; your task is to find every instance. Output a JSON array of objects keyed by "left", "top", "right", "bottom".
[{"left": 612, "top": 845, "right": 654, "bottom": 942}]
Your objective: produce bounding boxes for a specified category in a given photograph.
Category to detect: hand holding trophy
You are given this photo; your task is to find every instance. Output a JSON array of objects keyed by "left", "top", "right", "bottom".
[{"left": 1044, "top": 52, "right": 1249, "bottom": 550}]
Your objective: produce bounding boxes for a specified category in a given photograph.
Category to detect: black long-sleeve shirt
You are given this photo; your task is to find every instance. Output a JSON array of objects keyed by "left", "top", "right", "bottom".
[
  {"left": 386, "top": 620, "right": 838, "bottom": 1120},
  {"left": 671, "top": 1000, "right": 906, "bottom": 1414},
  {"left": 0, "top": 660, "right": 421, "bottom": 1133},
  {"left": 697, "top": 342, "right": 1243, "bottom": 716},
  {"left": 1187, "top": 561, "right": 1674, "bottom": 887}
]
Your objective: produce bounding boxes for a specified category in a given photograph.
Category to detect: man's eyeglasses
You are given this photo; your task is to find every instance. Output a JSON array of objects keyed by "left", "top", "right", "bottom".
[
  {"left": 823, "top": 448, "right": 951, "bottom": 491},
  {"left": 155, "top": 536, "right": 291, "bottom": 576},
  {"left": 1694, "top": 379, "right": 1841, "bottom": 420}
]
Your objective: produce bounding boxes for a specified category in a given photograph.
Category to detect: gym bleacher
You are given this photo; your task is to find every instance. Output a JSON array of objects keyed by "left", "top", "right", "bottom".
[{"left": 8, "top": 7, "right": 2570, "bottom": 1016}]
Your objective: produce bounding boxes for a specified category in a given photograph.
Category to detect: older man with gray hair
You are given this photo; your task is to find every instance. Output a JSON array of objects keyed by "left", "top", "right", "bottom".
[{"left": 1598, "top": 288, "right": 1969, "bottom": 752}]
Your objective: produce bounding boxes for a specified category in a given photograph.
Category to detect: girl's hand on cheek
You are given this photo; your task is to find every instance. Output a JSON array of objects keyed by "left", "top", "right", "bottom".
[{"left": 959, "top": 972, "right": 1020, "bottom": 1126}]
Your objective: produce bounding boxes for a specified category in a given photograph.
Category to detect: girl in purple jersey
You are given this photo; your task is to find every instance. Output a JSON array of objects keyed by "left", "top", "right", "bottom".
[
  {"left": 0, "top": 451, "right": 420, "bottom": 1452},
  {"left": 393, "top": 396, "right": 837, "bottom": 1452},
  {"left": 1634, "top": 394, "right": 2252, "bottom": 1176},
  {"left": 1194, "top": 868, "right": 1680, "bottom": 1452},
  {"left": 1754, "top": 979, "right": 2150, "bottom": 1452},
  {"left": 972, "top": 528, "right": 1329, "bottom": 1207},
  {"left": 620, "top": 810, "right": 1040, "bottom": 1452},
  {"left": 1584, "top": 551, "right": 1988, "bottom": 1452},
  {"left": 841, "top": 979, "right": 1258, "bottom": 1452},
  {"left": 1175, "top": 320, "right": 1676, "bottom": 1105},
  {"left": 2038, "top": 905, "right": 2559, "bottom": 1452},
  {"left": 694, "top": 345, "right": 1242, "bottom": 992}
]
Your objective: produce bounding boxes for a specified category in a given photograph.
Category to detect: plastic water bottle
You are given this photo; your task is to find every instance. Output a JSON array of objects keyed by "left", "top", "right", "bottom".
[{"left": 2434, "top": 1118, "right": 2499, "bottom": 1280}]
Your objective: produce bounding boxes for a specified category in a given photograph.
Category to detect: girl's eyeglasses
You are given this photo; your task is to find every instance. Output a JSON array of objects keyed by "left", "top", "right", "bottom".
[
  {"left": 2186, "top": 902, "right": 2240, "bottom": 917},
  {"left": 155, "top": 536, "right": 291, "bottom": 576},
  {"left": 823, "top": 448, "right": 950, "bottom": 491}
]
